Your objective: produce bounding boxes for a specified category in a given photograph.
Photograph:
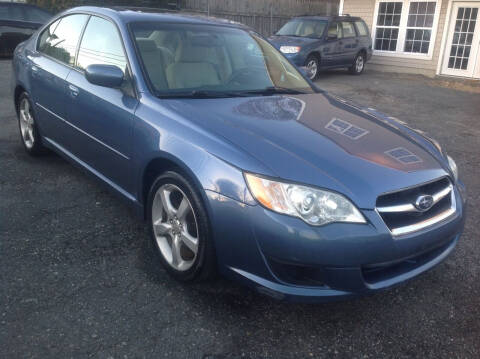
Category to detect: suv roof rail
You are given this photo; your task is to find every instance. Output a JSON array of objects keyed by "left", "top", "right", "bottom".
[{"left": 111, "top": 5, "right": 180, "bottom": 13}]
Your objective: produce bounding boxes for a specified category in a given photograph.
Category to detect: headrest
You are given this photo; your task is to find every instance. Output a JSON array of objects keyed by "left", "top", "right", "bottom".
[
  {"left": 137, "top": 39, "right": 157, "bottom": 53},
  {"left": 303, "top": 24, "right": 314, "bottom": 35},
  {"left": 175, "top": 42, "right": 211, "bottom": 63},
  {"left": 175, "top": 34, "right": 223, "bottom": 62}
]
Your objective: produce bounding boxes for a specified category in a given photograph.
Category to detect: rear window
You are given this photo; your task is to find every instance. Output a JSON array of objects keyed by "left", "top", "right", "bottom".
[
  {"left": 355, "top": 21, "right": 369, "bottom": 36},
  {"left": 37, "top": 14, "right": 89, "bottom": 66},
  {"left": 341, "top": 21, "right": 356, "bottom": 38},
  {"left": 0, "top": 4, "right": 24, "bottom": 21}
]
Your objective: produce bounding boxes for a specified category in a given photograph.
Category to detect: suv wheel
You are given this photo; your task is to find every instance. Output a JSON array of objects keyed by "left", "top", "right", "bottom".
[
  {"left": 147, "top": 170, "right": 216, "bottom": 282},
  {"left": 349, "top": 53, "right": 365, "bottom": 75},
  {"left": 17, "top": 92, "right": 47, "bottom": 156},
  {"left": 305, "top": 55, "right": 320, "bottom": 80}
]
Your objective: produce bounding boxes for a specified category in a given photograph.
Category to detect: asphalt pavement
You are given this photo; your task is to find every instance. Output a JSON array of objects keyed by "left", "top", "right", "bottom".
[{"left": 1, "top": 61, "right": 479, "bottom": 358}]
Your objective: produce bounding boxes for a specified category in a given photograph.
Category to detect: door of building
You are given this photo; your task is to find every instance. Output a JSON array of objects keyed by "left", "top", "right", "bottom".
[{"left": 442, "top": 2, "right": 480, "bottom": 78}]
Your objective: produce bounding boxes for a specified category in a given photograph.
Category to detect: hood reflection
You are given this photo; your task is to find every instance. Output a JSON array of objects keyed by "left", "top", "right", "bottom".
[
  {"left": 234, "top": 96, "right": 305, "bottom": 122},
  {"left": 233, "top": 94, "right": 430, "bottom": 172}
]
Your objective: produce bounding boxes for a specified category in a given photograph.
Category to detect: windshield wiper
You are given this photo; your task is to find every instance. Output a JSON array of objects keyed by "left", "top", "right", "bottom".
[
  {"left": 156, "top": 87, "right": 310, "bottom": 99},
  {"left": 241, "top": 86, "right": 310, "bottom": 96},
  {"left": 156, "top": 90, "right": 238, "bottom": 99}
]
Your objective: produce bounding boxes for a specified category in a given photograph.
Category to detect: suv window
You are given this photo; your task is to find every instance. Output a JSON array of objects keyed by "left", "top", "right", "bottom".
[
  {"left": 327, "top": 22, "right": 343, "bottom": 39},
  {"left": 76, "top": 16, "right": 127, "bottom": 72},
  {"left": 38, "top": 14, "right": 88, "bottom": 66},
  {"left": 354, "top": 20, "right": 369, "bottom": 36},
  {"left": 276, "top": 19, "right": 328, "bottom": 38},
  {"left": 0, "top": 4, "right": 23, "bottom": 21},
  {"left": 23, "top": 6, "right": 51, "bottom": 23},
  {"left": 341, "top": 21, "right": 356, "bottom": 38}
]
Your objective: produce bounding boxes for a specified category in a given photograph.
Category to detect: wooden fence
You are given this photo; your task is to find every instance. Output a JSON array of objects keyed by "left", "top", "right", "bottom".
[
  {"left": 180, "top": 0, "right": 339, "bottom": 35},
  {"left": 27, "top": 0, "right": 339, "bottom": 36}
]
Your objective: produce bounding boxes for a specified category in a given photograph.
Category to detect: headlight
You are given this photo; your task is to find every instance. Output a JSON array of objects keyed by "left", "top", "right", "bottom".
[
  {"left": 447, "top": 155, "right": 458, "bottom": 181},
  {"left": 245, "top": 173, "right": 366, "bottom": 226},
  {"left": 280, "top": 46, "right": 301, "bottom": 54}
]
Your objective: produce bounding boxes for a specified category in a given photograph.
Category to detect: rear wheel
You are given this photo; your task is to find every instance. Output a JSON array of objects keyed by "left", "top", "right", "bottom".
[
  {"left": 147, "top": 170, "right": 216, "bottom": 282},
  {"left": 305, "top": 55, "right": 320, "bottom": 80},
  {"left": 17, "top": 92, "right": 47, "bottom": 156},
  {"left": 349, "top": 52, "right": 366, "bottom": 75}
]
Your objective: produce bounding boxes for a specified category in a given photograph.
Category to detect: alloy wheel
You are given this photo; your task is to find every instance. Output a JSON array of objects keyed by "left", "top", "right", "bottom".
[
  {"left": 356, "top": 55, "right": 364, "bottom": 73},
  {"left": 307, "top": 59, "right": 318, "bottom": 80},
  {"left": 151, "top": 183, "right": 199, "bottom": 272},
  {"left": 19, "top": 98, "right": 35, "bottom": 149}
]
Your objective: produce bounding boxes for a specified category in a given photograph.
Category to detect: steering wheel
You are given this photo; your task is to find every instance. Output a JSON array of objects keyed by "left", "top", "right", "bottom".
[{"left": 227, "top": 67, "right": 266, "bottom": 86}]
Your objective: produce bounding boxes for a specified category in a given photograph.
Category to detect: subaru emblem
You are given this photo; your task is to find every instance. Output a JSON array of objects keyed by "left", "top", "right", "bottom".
[{"left": 414, "top": 195, "right": 434, "bottom": 212}]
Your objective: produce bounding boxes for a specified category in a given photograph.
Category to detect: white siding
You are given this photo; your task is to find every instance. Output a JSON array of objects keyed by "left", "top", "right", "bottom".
[{"left": 343, "top": 0, "right": 449, "bottom": 76}]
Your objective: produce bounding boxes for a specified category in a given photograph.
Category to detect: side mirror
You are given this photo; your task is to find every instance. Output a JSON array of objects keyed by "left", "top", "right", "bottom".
[
  {"left": 85, "top": 64, "right": 124, "bottom": 88},
  {"left": 327, "top": 34, "right": 338, "bottom": 41}
]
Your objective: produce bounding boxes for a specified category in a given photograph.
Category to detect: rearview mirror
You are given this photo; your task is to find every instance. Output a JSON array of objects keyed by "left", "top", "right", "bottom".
[
  {"left": 327, "top": 34, "right": 338, "bottom": 41},
  {"left": 85, "top": 64, "right": 124, "bottom": 88}
]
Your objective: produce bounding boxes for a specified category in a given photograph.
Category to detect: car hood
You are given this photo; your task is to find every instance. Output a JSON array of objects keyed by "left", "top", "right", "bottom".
[
  {"left": 268, "top": 35, "right": 320, "bottom": 48},
  {"left": 161, "top": 93, "right": 449, "bottom": 209}
]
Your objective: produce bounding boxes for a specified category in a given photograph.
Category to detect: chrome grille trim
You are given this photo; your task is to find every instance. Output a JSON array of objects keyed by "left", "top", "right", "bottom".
[
  {"left": 377, "top": 185, "right": 452, "bottom": 213},
  {"left": 377, "top": 181, "right": 456, "bottom": 237}
]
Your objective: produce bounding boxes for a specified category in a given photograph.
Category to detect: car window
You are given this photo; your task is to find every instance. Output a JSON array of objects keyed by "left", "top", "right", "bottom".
[
  {"left": 341, "top": 22, "right": 356, "bottom": 38},
  {"left": 23, "top": 6, "right": 51, "bottom": 23},
  {"left": 276, "top": 19, "right": 328, "bottom": 38},
  {"left": 327, "top": 22, "right": 343, "bottom": 39},
  {"left": 354, "top": 21, "right": 369, "bottom": 36},
  {"left": 0, "top": 4, "right": 24, "bottom": 21},
  {"left": 76, "top": 16, "right": 127, "bottom": 72},
  {"left": 38, "top": 14, "right": 88, "bottom": 66},
  {"left": 131, "top": 23, "right": 314, "bottom": 96}
]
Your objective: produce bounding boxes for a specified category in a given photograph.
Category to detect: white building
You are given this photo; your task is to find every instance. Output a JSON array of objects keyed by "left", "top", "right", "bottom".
[{"left": 340, "top": 0, "right": 480, "bottom": 79}]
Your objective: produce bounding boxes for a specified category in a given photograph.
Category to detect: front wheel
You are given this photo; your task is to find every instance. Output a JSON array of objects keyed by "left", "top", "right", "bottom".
[
  {"left": 147, "top": 170, "right": 216, "bottom": 282},
  {"left": 305, "top": 55, "right": 320, "bottom": 80},
  {"left": 349, "top": 53, "right": 366, "bottom": 75}
]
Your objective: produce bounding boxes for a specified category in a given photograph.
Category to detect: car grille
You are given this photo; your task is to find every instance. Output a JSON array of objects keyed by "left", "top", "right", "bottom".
[{"left": 376, "top": 177, "right": 456, "bottom": 236}]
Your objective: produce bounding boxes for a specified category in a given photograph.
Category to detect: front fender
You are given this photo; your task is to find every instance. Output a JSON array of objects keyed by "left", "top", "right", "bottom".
[{"left": 132, "top": 97, "right": 261, "bottom": 210}]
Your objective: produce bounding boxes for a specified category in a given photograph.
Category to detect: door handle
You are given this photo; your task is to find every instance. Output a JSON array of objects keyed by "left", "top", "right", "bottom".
[
  {"left": 31, "top": 65, "right": 40, "bottom": 77},
  {"left": 68, "top": 84, "right": 79, "bottom": 98}
]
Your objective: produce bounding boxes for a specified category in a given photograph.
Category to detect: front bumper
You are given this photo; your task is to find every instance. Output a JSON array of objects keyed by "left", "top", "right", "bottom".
[
  {"left": 283, "top": 52, "right": 306, "bottom": 67},
  {"left": 206, "top": 183, "right": 466, "bottom": 302}
]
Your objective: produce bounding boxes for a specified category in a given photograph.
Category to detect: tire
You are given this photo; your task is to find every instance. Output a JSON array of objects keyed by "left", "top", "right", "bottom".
[
  {"left": 305, "top": 54, "right": 320, "bottom": 80},
  {"left": 349, "top": 52, "right": 366, "bottom": 75},
  {"left": 17, "top": 92, "right": 47, "bottom": 156},
  {"left": 147, "top": 170, "right": 216, "bottom": 282}
]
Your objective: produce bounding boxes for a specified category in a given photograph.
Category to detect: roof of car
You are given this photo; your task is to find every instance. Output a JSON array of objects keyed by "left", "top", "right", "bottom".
[
  {"left": 292, "top": 15, "right": 363, "bottom": 21},
  {"left": 65, "top": 6, "right": 250, "bottom": 29}
]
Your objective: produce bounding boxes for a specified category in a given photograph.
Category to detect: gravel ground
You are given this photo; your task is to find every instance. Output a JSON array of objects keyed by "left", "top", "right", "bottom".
[{"left": 1, "top": 61, "right": 479, "bottom": 358}]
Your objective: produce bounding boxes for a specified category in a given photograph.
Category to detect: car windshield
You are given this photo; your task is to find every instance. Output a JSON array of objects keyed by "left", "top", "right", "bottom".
[
  {"left": 130, "top": 22, "right": 314, "bottom": 98},
  {"left": 276, "top": 19, "right": 327, "bottom": 38}
]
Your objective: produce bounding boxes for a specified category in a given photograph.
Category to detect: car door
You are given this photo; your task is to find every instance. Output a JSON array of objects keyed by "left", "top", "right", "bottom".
[
  {"left": 322, "top": 21, "right": 343, "bottom": 67},
  {"left": 339, "top": 21, "right": 360, "bottom": 65},
  {"left": 65, "top": 15, "right": 138, "bottom": 194},
  {"left": 30, "top": 14, "right": 88, "bottom": 145}
]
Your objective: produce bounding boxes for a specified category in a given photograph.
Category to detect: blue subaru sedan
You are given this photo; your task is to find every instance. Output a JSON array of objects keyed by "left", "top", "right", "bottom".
[
  {"left": 12, "top": 7, "right": 466, "bottom": 302},
  {"left": 269, "top": 16, "right": 373, "bottom": 80}
]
